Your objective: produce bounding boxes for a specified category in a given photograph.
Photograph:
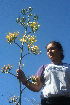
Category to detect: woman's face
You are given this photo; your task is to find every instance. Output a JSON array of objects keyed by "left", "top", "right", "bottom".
[{"left": 47, "top": 43, "right": 62, "bottom": 61}]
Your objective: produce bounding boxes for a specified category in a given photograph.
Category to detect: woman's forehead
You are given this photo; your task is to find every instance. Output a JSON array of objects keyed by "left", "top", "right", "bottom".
[{"left": 47, "top": 43, "right": 55, "bottom": 49}]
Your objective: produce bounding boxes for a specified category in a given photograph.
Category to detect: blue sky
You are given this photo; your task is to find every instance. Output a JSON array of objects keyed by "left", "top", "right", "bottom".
[{"left": 0, "top": 0, "right": 70, "bottom": 105}]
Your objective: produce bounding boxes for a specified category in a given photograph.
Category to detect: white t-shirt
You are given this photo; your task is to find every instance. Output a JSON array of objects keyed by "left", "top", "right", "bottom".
[{"left": 39, "top": 63, "right": 70, "bottom": 99}]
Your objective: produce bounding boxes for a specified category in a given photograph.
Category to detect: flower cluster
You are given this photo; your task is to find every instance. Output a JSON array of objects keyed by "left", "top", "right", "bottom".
[
  {"left": 21, "top": 7, "right": 33, "bottom": 15},
  {"left": 3, "top": 7, "right": 41, "bottom": 105},
  {"left": 16, "top": 7, "right": 33, "bottom": 27},
  {"left": 9, "top": 95, "right": 19, "bottom": 105},
  {"left": 31, "top": 45, "right": 40, "bottom": 55},
  {"left": 27, "top": 35, "right": 41, "bottom": 54},
  {"left": 27, "top": 35, "right": 37, "bottom": 44},
  {"left": 18, "top": 35, "right": 26, "bottom": 43},
  {"left": 19, "top": 35, "right": 41, "bottom": 54},
  {"left": 6, "top": 31, "right": 19, "bottom": 44},
  {"left": 28, "top": 75, "right": 40, "bottom": 85},
  {"left": 29, "top": 22, "right": 40, "bottom": 33},
  {"left": 19, "top": 35, "right": 37, "bottom": 44},
  {"left": 1, "top": 64, "right": 14, "bottom": 73},
  {"left": 16, "top": 17, "right": 26, "bottom": 26}
]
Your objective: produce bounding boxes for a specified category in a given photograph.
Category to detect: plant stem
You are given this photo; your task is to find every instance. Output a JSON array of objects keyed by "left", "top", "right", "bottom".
[
  {"left": 19, "top": 41, "right": 23, "bottom": 105},
  {"left": 21, "top": 86, "right": 26, "bottom": 93},
  {"left": 19, "top": 79, "right": 21, "bottom": 105},
  {"left": 19, "top": 13, "right": 29, "bottom": 105}
]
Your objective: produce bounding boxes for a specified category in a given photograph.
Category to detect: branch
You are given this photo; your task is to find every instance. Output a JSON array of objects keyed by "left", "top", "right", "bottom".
[
  {"left": 18, "top": 21, "right": 26, "bottom": 28},
  {"left": 14, "top": 42, "right": 22, "bottom": 49},
  {"left": 21, "top": 78, "right": 31, "bottom": 93},
  {"left": 22, "top": 52, "right": 31, "bottom": 58},
  {"left": 26, "top": 32, "right": 31, "bottom": 35},
  {"left": 21, "top": 86, "right": 26, "bottom": 93},
  {"left": 8, "top": 72, "right": 16, "bottom": 77}
]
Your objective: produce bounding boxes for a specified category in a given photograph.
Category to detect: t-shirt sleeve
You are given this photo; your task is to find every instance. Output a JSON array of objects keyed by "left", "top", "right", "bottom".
[{"left": 35, "top": 65, "right": 46, "bottom": 84}]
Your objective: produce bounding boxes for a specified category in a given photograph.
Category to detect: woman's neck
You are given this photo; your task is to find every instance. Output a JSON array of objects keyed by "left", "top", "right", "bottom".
[{"left": 52, "top": 60, "right": 62, "bottom": 65}]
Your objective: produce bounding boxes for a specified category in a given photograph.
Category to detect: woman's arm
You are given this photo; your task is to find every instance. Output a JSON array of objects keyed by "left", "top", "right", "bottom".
[
  {"left": 16, "top": 69, "right": 43, "bottom": 92},
  {"left": 24, "top": 80, "right": 43, "bottom": 92}
]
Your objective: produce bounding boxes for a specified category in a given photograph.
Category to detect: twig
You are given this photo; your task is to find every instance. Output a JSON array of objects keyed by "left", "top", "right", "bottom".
[
  {"left": 21, "top": 87, "right": 27, "bottom": 93},
  {"left": 8, "top": 72, "right": 16, "bottom": 77},
  {"left": 14, "top": 42, "right": 22, "bottom": 49},
  {"left": 26, "top": 32, "right": 31, "bottom": 35},
  {"left": 22, "top": 52, "right": 31, "bottom": 58}
]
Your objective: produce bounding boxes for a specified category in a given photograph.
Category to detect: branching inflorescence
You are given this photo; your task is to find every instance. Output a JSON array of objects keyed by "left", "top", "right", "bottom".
[{"left": 1, "top": 7, "right": 41, "bottom": 105}]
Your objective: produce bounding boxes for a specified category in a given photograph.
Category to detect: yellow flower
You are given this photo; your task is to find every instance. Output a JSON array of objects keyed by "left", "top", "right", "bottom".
[
  {"left": 28, "top": 44, "right": 31, "bottom": 48},
  {"left": 19, "top": 35, "right": 26, "bottom": 43},
  {"left": 14, "top": 31, "right": 19, "bottom": 36},
  {"left": 6, "top": 35, "right": 9, "bottom": 39},
  {"left": 9, "top": 32, "right": 12, "bottom": 37},
  {"left": 6, "top": 31, "right": 19, "bottom": 44},
  {"left": 7, "top": 64, "right": 10, "bottom": 67},
  {"left": 30, "top": 22, "right": 38, "bottom": 27},
  {"left": 38, "top": 25, "right": 40, "bottom": 27},
  {"left": 29, "top": 22, "right": 40, "bottom": 33},
  {"left": 35, "top": 46, "right": 39, "bottom": 50},
  {"left": 23, "top": 63, "right": 25, "bottom": 66},
  {"left": 28, "top": 44, "right": 31, "bottom": 51},
  {"left": 12, "top": 34, "right": 15, "bottom": 37},
  {"left": 30, "top": 22, "right": 35, "bottom": 27},
  {"left": 31, "top": 45, "right": 34, "bottom": 51},
  {"left": 19, "top": 38, "right": 24, "bottom": 42},
  {"left": 28, "top": 35, "right": 30, "bottom": 37},
  {"left": 28, "top": 38, "right": 31, "bottom": 42}
]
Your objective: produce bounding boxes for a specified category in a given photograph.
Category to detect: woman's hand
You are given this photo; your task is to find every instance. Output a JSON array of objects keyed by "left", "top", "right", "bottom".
[
  {"left": 16, "top": 69, "right": 26, "bottom": 84},
  {"left": 16, "top": 69, "right": 43, "bottom": 92}
]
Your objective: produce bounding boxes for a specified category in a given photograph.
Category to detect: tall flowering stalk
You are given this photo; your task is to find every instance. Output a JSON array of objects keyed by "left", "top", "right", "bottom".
[{"left": 1, "top": 7, "right": 41, "bottom": 105}]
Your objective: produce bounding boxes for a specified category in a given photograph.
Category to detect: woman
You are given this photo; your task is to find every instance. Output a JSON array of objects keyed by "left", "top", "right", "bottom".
[{"left": 16, "top": 41, "right": 70, "bottom": 105}]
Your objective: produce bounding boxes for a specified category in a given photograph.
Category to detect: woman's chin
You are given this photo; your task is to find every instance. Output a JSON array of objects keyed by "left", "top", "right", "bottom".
[{"left": 49, "top": 56, "right": 54, "bottom": 60}]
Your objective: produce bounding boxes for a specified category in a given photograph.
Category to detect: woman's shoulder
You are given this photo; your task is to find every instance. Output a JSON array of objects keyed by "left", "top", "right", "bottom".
[
  {"left": 63, "top": 63, "right": 70, "bottom": 65},
  {"left": 62, "top": 63, "right": 70, "bottom": 69}
]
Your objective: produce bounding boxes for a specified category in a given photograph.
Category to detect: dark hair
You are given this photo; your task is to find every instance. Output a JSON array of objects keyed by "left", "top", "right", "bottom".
[{"left": 46, "top": 41, "right": 64, "bottom": 60}]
